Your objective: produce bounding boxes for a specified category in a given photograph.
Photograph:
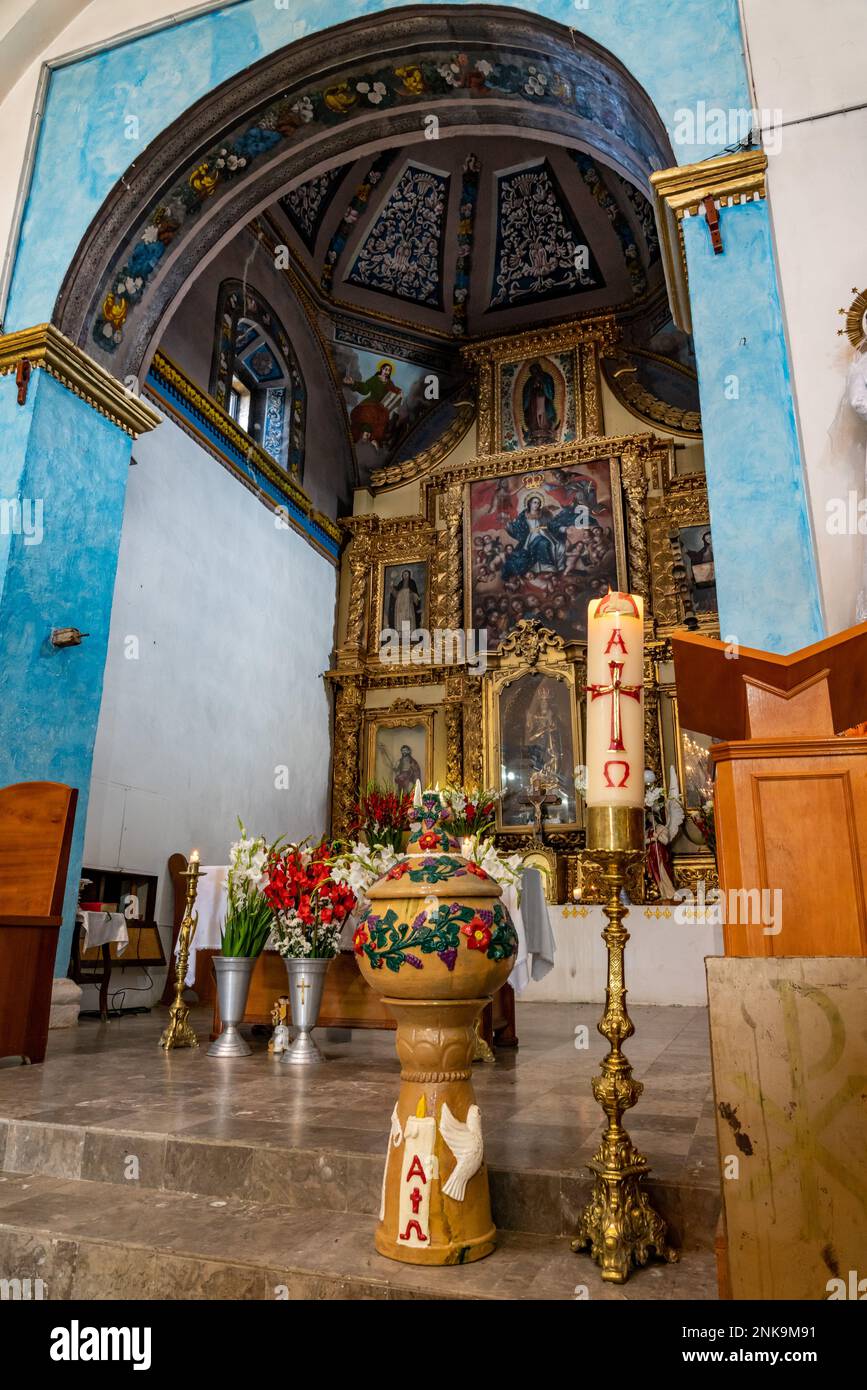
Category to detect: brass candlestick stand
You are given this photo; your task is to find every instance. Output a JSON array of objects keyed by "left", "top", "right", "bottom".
[
  {"left": 572, "top": 806, "right": 676, "bottom": 1282},
  {"left": 159, "top": 855, "right": 203, "bottom": 1051}
]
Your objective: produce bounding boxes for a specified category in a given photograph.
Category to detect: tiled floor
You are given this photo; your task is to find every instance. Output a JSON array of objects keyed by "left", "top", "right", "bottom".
[{"left": 0, "top": 1002, "right": 722, "bottom": 1299}]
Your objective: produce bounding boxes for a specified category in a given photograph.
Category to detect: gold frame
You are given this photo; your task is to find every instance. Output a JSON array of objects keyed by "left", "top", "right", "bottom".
[
  {"left": 462, "top": 315, "right": 619, "bottom": 456},
  {"left": 647, "top": 473, "right": 718, "bottom": 635},
  {"left": 362, "top": 699, "right": 436, "bottom": 790},
  {"left": 462, "top": 446, "right": 630, "bottom": 649},
  {"left": 481, "top": 621, "right": 585, "bottom": 835}
]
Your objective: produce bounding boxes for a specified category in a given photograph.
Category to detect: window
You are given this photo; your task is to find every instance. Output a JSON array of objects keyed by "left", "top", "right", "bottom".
[{"left": 210, "top": 280, "right": 307, "bottom": 480}]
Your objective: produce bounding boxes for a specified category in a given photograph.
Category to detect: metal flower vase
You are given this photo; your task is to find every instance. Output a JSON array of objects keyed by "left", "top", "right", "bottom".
[
  {"left": 282, "top": 957, "right": 330, "bottom": 1065},
  {"left": 207, "top": 956, "right": 257, "bottom": 1057}
]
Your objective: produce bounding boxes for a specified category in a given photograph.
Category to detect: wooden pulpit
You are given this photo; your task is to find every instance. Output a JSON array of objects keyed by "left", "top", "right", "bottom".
[
  {"left": 672, "top": 624, "right": 867, "bottom": 956},
  {"left": 0, "top": 781, "right": 78, "bottom": 1062}
]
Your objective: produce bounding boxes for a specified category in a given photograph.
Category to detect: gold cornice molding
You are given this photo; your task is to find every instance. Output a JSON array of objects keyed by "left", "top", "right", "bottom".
[
  {"left": 0, "top": 323, "right": 161, "bottom": 438},
  {"left": 148, "top": 348, "right": 341, "bottom": 544},
  {"left": 650, "top": 150, "right": 768, "bottom": 333}
]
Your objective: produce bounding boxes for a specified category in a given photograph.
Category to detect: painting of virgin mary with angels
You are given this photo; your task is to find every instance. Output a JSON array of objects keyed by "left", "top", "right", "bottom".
[{"left": 467, "top": 459, "right": 621, "bottom": 647}]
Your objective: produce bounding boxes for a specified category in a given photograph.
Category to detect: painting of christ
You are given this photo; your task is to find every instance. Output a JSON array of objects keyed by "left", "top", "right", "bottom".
[{"left": 467, "top": 459, "right": 623, "bottom": 647}]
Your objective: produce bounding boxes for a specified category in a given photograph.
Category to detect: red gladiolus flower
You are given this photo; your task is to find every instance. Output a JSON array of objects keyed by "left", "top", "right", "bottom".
[{"left": 466, "top": 862, "right": 488, "bottom": 878}]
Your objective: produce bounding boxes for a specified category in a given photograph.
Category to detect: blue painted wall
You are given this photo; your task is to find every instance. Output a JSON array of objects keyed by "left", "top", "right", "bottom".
[
  {"left": 5, "top": 0, "right": 749, "bottom": 330},
  {"left": 683, "top": 202, "right": 824, "bottom": 653},
  {"left": 0, "top": 372, "right": 133, "bottom": 969}
]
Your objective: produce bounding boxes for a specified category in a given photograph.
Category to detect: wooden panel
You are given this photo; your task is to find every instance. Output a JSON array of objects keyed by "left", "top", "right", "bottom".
[
  {"left": 714, "top": 743, "right": 867, "bottom": 957},
  {"left": 0, "top": 781, "right": 77, "bottom": 1063},
  {"left": 706, "top": 956, "right": 867, "bottom": 1301},
  {"left": 81, "top": 924, "right": 165, "bottom": 966},
  {"left": 0, "top": 781, "right": 77, "bottom": 919},
  {"left": 673, "top": 622, "right": 867, "bottom": 741}
]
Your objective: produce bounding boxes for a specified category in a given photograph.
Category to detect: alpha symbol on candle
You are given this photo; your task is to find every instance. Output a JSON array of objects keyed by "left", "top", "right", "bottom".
[
  {"left": 409, "top": 1186, "right": 422, "bottom": 1214},
  {"left": 587, "top": 660, "right": 642, "bottom": 751},
  {"left": 406, "top": 1154, "right": 427, "bottom": 1184},
  {"left": 604, "top": 628, "right": 628, "bottom": 655},
  {"left": 603, "top": 760, "right": 631, "bottom": 788}
]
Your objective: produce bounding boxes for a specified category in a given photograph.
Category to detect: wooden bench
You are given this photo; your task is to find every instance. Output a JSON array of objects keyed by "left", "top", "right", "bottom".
[{"left": 0, "top": 781, "right": 77, "bottom": 1063}]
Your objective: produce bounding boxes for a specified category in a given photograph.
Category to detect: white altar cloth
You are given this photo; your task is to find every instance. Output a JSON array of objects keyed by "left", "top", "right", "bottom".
[
  {"left": 520, "top": 904, "right": 723, "bottom": 1007},
  {"left": 79, "top": 911, "right": 129, "bottom": 955}
]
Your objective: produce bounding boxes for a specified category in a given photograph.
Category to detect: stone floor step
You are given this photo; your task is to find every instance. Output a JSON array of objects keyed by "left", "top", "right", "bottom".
[
  {"left": 0, "top": 1115, "right": 720, "bottom": 1248},
  {"left": 0, "top": 1172, "right": 719, "bottom": 1301}
]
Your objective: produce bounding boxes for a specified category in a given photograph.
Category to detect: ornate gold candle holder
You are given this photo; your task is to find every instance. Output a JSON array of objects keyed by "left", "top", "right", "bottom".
[
  {"left": 159, "top": 854, "right": 203, "bottom": 1051},
  {"left": 572, "top": 806, "right": 677, "bottom": 1282}
]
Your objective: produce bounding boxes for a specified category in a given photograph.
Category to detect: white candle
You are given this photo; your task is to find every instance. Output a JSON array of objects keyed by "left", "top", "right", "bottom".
[{"left": 585, "top": 591, "right": 644, "bottom": 808}]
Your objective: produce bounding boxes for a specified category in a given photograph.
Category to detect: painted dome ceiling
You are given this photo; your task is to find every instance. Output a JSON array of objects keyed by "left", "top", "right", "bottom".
[{"left": 270, "top": 135, "right": 663, "bottom": 338}]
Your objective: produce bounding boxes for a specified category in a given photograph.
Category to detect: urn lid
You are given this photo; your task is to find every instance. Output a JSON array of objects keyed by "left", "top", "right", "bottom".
[{"left": 367, "top": 788, "right": 503, "bottom": 901}]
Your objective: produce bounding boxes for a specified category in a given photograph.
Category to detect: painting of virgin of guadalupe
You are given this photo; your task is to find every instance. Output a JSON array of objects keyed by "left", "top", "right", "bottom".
[
  {"left": 500, "top": 351, "right": 577, "bottom": 451},
  {"left": 468, "top": 459, "right": 621, "bottom": 647}
]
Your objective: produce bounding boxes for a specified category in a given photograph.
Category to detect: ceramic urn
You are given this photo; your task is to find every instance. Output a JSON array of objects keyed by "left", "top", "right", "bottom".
[{"left": 353, "top": 791, "right": 518, "bottom": 1265}]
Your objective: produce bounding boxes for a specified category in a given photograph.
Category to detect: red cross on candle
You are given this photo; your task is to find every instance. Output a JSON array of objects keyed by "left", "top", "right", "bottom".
[
  {"left": 587, "top": 660, "right": 642, "bottom": 752},
  {"left": 409, "top": 1187, "right": 422, "bottom": 1214}
]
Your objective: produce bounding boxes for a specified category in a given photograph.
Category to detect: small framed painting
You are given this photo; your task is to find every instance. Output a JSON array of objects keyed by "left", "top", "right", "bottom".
[
  {"left": 363, "top": 705, "right": 435, "bottom": 796},
  {"left": 375, "top": 560, "right": 429, "bottom": 641}
]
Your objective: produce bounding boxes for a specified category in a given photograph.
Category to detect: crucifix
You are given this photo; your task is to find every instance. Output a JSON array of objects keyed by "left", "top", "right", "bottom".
[
  {"left": 521, "top": 771, "right": 561, "bottom": 841},
  {"left": 587, "top": 660, "right": 642, "bottom": 752},
  {"left": 296, "top": 977, "right": 309, "bottom": 1006}
]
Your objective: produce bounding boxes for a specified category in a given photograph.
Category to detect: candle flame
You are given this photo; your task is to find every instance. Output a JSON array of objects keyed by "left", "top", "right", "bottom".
[
  {"left": 415, "top": 1095, "right": 427, "bottom": 1119},
  {"left": 189, "top": 849, "right": 200, "bottom": 864}
]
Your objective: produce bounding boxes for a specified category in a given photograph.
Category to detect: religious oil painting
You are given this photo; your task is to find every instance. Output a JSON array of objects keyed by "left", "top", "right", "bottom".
[
  {"left": 497, "top": 672, "right": 577, "bottom": 828},
  {"left": 365, "top": 714, "right": 432, "bottom": 797},
  {"left": 467, "top": 458, "right": 624, "bottom": 648},
  {"left": 499, "top": 352, "right": 577, "bottom": 452},
  {"left": 380, "top": 561, "right": 429, "bottom": 638},
  {"left": 677, "top": 524, "right": 717, "bottom": 616}
]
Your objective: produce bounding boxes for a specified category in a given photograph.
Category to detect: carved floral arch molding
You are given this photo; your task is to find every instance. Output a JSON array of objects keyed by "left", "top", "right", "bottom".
[{"left": 54, "top": 4, "right": 673, "bottom": 384}]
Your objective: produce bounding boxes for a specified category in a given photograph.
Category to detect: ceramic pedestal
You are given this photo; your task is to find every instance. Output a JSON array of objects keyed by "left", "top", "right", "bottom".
[{"left": 354, "top": 792, "right": 517, "bottom": 1266}]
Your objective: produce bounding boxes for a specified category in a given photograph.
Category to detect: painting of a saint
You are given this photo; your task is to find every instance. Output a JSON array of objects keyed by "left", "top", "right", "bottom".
[
  {"left": 522, "top": 360, "right": 560, "bottom": 445},
  {"left": 383, "top": 562, "right": 427, "bottom": 632},
  {"left": 679, "top": 525, "right": 717, "bottom": 614},
  {"left": 468, "top": 460, "right": 621, "bottom": 646},
  {"left": 370, "top": 719, "right": 430, "bottom": 795},
  {"left": 343, "top": 359, "right": 403, "bottom": 448}
]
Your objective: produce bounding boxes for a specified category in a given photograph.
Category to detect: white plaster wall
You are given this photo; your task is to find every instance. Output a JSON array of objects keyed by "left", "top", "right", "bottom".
[
  {"left": 521, "top": 907, "right": 723, "bottom": 1008},
  {"left": 741, "top": 0, "right": 867, "bottom": 635},
  {"left": 82, "top": 410, "right": 336, "bottom": 1007}
]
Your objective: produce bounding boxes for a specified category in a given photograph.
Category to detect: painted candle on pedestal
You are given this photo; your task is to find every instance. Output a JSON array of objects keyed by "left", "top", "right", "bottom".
[{"left": 585, "top": 591, "right": 644, "bottom": 807}]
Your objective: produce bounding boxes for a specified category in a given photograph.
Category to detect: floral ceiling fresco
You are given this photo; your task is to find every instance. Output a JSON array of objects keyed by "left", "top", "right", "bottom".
[
  {"left": 279, "top": 166, "right": 349, "bottom": 251},
  {"left": 347, "top": 163, "right": 450, "bottom": 309},
  {"left": 489, "top": 161, "right": 604, "bottom": 310},
  {"left": 88, "top": 42, "right": 669, "bottom": 355}
]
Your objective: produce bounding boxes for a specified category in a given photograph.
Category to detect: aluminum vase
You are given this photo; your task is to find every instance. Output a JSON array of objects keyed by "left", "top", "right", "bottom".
[
  {"left": 207, "top": 956, "right": 257, "bottom": 1057},
  {"left": 282, "top": 957, "right": 330, "bottom": 1065}
]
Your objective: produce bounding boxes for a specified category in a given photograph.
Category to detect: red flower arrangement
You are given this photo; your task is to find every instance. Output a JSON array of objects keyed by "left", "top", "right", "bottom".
[
  {"left": 264, "top": 841, "right": 357, "bottom": 959},
  {"left": 349, "top": 782, "right": 413, "bottom": 851}
]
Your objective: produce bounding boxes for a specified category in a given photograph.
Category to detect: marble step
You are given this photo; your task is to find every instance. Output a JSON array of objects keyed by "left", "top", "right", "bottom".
[
  {"left": 0, "top": 1172, "right": 719, "bottom": 1301},
  {"left": 0, "top": 1114, "right": 720, "bottom": 1250}
]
